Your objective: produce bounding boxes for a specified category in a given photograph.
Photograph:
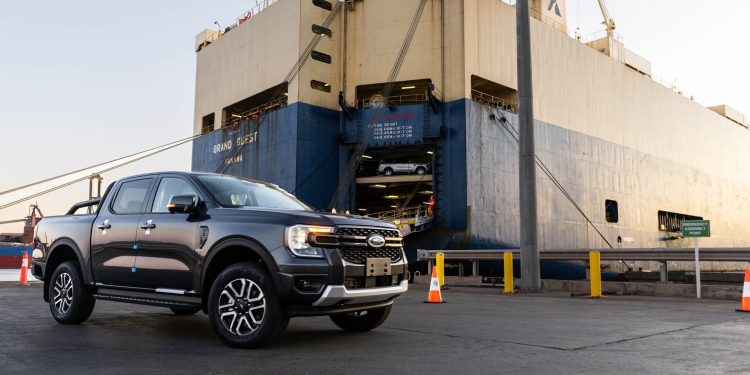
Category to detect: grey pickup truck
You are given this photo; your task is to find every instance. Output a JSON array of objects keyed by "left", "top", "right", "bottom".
[{"left": 31, "top": 172, "right": 408, "bottom": 348}]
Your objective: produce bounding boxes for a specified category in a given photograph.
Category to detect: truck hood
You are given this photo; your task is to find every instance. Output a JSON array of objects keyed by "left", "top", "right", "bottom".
[{"left": 227, "top": 207, "right": 397, "bottom": 229}]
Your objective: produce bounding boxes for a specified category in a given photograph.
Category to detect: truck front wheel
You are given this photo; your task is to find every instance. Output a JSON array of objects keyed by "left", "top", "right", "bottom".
[
  {"left": 330, "top": 305, "right": 391, "bottom": 332},
  {"left": 207, "top": 262, "right": 288, "bottom": 348},
  {"left": 48, "top": 261, "right": 95, "bottom": 324}
]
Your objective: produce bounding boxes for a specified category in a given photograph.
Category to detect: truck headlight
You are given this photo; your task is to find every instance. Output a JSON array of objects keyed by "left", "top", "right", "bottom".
[{"left": 286, "top": 225, "right": 334, "bottom": 258}]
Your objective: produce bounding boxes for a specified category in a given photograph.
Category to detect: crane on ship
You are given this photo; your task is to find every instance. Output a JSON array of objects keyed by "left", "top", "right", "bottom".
[
  {"left": 0, "top": 204, "right": 43, "bottom": 244},
  {"left": 596, "top": 0, "right": 616, "bottom": 37}
]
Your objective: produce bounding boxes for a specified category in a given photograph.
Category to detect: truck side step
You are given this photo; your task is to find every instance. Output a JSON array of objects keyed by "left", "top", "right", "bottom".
[{"left": 94, "top": 289, "right": 201, "bottom": 309}]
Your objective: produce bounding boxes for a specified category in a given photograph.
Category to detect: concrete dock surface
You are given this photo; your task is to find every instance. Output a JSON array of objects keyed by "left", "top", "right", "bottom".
[
  {"left": 1, "top": 284, "right": 747, "bottom": 374},
  {"left": 0, "top": 269, "right": 35, "bottom": 283}
]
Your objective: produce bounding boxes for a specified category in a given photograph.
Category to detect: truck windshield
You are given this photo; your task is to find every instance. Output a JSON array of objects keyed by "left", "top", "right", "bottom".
[{"left": 196, "top": 175, "right": 311, "bottom": 211}]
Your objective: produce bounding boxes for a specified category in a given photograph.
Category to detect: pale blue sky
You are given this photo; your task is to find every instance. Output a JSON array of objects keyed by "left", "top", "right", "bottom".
[
  {"left": 0, "top": 0, "right": 248, "bottom": 228},
  {"left": 1, "top": 0, "right": 748, "bottom": 231}
]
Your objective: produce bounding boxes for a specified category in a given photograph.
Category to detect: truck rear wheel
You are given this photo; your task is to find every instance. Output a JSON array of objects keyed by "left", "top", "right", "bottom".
[
  {"left": 48, "top": 261, "right": 95, "bottom": 324},
  {"left": 207, "top": 262, "right": 288, "bottom": 348},
  {"left": 330, "top": 305, "right": 391, "bottom": 332}
]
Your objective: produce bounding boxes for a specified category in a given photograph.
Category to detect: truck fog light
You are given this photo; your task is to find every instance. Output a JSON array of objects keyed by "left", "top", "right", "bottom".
[{"left": 295, "top": 278, "right": 323, "bottom": 292}]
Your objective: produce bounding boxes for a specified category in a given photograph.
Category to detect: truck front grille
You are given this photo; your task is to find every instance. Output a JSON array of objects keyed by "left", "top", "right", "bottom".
[
  {"left": 339, "top": 246, "right": 403, "bottom": 264},
  {"left": 309, "top": 226, "right": 403, "bottom": 264},
  {"left": 335, "top": 227, "right": 400, "bottom": 238}
]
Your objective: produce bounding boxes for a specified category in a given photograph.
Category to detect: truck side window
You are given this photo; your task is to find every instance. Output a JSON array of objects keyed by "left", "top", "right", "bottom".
[
  {"left": 152, "top": 178, "right": 197, "bottom": 213},
  {"left": 112, "top": 179, "right": 152, "bottom": 214}
]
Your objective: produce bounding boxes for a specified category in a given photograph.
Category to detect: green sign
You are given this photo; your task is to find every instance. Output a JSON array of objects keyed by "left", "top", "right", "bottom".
[{"left": 682, "top": 220, "right": 710, "bottom": 237}]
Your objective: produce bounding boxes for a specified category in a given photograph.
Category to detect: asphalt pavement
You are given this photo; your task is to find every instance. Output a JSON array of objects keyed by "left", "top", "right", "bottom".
[{"left": 1, "top": 283, "right": 748, "bottom": 374}]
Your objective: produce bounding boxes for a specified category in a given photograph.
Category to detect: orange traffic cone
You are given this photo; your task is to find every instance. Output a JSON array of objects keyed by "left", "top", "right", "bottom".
[
  {"left": 424, "top": 266, "right": 444, "bottom": 303},
  {"left": 737, "top": 268, "right": 750, "bottom": 313},
  {"left": 19, "top": 251, "right": 29, "bottom": 286}
]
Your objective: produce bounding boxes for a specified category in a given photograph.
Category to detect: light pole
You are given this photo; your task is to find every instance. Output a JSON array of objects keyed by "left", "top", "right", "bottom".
[{"left": 516, "top": 0, "right": 540, "bottom": 291}]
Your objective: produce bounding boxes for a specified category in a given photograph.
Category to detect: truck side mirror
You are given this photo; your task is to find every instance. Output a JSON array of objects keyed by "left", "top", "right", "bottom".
[{"left": 167, "top": 195, "right": 200, "bottom": 214}]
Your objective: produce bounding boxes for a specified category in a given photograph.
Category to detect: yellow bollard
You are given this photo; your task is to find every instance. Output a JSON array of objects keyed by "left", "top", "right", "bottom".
[
  {"left": 503, "top": 252, "right": 514, "bottom": 294},
  {"left": 589, "top": 251, "right": 602, "bottom": 298},
  {"left": 436, "top": 252, "right": 445, "bottom": 287}
]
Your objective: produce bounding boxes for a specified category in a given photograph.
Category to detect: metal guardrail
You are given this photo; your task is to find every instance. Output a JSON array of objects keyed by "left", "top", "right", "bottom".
[
  {"left": 418, "top": 248, "right": 750, "bottom": 282},
  {"left": 417, "top": 248, "right": 750, "bottom": 262}
]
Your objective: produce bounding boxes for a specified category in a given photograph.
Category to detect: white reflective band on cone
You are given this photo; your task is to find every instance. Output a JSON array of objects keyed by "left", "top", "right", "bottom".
[{"left": 743, "top": 282, "right": 750, "bottom": 298}]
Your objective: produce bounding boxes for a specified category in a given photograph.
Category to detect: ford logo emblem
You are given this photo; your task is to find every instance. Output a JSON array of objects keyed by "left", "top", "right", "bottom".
[{"left": 366, "top": 234, "right": 386, "bottom": 248}]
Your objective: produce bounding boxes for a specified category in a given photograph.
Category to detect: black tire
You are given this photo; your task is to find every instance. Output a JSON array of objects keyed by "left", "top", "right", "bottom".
[
  {"left": 170, "top": 306, "right": 201, "bottom": 315},
  {"left": 383, "top": 168, "right": 394, "bottom": 176},
  {"left": 48, "top": 261, "right": 95, "bottom": 324},
  {"left": 330, "top": 305, "right": 391, "bottom": 332},
  {"left": 207, "top": 262, "right": 288, "bottom": 348},
  {"left": 415, "top": 167, "right": 426, "bottom": 175}
]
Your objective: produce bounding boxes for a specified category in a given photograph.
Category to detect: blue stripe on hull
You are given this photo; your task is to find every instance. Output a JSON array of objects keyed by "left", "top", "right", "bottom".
[{"left": 0, "top": 245, "right": 31, "bottom": 257}]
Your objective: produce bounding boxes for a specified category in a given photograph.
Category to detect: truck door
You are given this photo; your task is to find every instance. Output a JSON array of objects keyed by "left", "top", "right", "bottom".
[
  {"left": 395, "top": 161, "right": 407, "bottom": 173},
  {"left": 91, "top": 177, "right": 154, "bottom": 287},
  {"left": 132, "top": 175, "right": 200, "bottom": 291}
]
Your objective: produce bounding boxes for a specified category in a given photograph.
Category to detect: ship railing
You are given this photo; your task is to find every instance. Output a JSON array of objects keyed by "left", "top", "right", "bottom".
[
  {"left": 359, "top": 93, "right": 427, "bottom": 109},
  {"left": 648, "top": 73, "right": 704, "bottom": 104},
  {"left": 367, "top": 206, "right": 433, "bottom": 236},
  {"left": 367, "top": 205, "right": 427, "bottom": 223},
  {"left": 470, "top": 89, "right": 518, "bottom": 113},
  {"left": 236, "top": 0, "right": 280, "bottom": 26},
  {"left": 199, "top": 0, "right": 280, "bottom": 49},
  {"left": 579, "top": 29, "right": 625, "bottom": 44},
  {"left": 221, "top": 96, "right": 288, "bottom": 128}
]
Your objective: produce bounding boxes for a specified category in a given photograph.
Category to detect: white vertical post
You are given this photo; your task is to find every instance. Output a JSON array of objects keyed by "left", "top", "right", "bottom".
[{"left": 694, "top": 237, "right": 701, "bottom": 299}]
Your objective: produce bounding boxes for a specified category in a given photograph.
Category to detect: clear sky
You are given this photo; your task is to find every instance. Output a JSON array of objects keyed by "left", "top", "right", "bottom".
[{"left": 1, "top": 0, "right": 748, "bottom": 233}]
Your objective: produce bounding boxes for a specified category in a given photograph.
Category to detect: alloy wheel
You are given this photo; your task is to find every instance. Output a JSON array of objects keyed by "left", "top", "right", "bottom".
[
  {"left": 218, "top": 278, "right": 266, "bottom": 336},
  {"left": 53, "top": 272, "right": 74, "bottom": 315}
]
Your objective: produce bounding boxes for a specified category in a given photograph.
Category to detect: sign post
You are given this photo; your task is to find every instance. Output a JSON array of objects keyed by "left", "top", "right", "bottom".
[{"left": 682, "top": 220, "right": 711, "bottom": 299}]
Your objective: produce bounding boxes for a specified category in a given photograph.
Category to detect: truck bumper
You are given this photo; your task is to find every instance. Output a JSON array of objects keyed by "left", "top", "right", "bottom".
[
  {"left": 271, "top": 245, "right": 408, "bottom": 316},
  {"left": 31, "top": 260, "right": 45, "bottom": 281},
  {"left": 312, "top": 280, "right": 409, "bottom": 306}
]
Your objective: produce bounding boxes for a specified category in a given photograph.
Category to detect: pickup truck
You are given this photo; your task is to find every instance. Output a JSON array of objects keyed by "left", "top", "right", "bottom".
[
  {"left": 378, "top": 160, "right": 430, "bottom": 176},
  {"left": 31, "top": 172, "right": 408, "bottom": 348}
]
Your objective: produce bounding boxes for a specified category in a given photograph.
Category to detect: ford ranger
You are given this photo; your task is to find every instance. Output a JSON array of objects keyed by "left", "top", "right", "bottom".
[{"left": 31, "top": 172, "right": 408, "bottom": 348}]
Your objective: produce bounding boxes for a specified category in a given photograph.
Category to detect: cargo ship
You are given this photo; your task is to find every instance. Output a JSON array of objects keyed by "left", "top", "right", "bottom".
[
  {"left": 190, "top": 0, "right": 750, "bottom": 276},
  {"left": 0, "top": 241, "right": 31, "bottom": 269},
  {"left": 0, "top": 207, "right": 42, "bottom": 269}
]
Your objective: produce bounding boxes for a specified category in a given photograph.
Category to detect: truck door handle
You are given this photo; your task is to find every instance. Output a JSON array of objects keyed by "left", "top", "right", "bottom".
[
  {"left": 97, "top": 220, "right": 111, "bottom": 230},
  {"left": 140, "top": 221, "right": 156, "bottom": 230}
]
